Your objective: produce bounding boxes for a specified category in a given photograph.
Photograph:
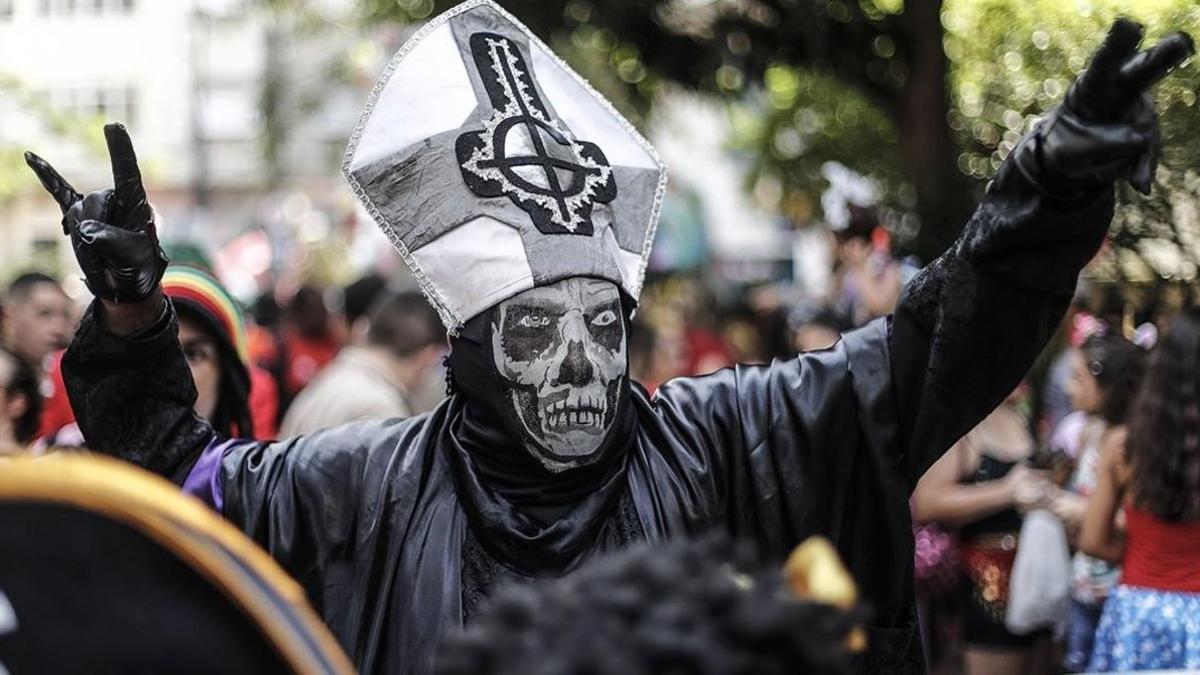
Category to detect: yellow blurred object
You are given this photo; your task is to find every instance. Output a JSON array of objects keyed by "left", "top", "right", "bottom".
[{"left": 783, "top": 536, "right": 867, "bottom": 652}]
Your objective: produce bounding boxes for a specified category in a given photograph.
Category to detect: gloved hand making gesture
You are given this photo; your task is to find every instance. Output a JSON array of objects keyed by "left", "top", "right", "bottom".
[
  {"left": 1013, "top": 18, "right": 1193, "bottom": 198},
  {"left": 25, "top": 123, "right": 169, "bottom": 333}
]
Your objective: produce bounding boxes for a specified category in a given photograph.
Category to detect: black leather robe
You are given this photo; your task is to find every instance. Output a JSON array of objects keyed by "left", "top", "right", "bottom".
[{"left": 63, "top": 159, "right": 1114, "bottom": 674}]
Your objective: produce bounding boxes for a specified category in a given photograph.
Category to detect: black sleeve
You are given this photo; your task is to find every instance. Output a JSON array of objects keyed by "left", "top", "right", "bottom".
[
  {"left": 63, "top": 300, "right": 214, "bottom": 483},
  {"left": 646, "top": 317, "right": 896, "bottom": 558},
  {"left": 63, "top": 298, "right": 380, "bottom": 588},
  {"left": 889, "top": 159, "right": 1114, "bottom": 486}
]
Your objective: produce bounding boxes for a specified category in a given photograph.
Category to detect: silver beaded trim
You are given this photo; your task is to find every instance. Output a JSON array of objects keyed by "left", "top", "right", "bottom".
[{"left": 341, "top": 0, "right": 668, "bottom": 335}]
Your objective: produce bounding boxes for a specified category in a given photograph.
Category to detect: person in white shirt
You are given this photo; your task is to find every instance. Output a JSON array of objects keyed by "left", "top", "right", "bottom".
[{"left": 280, "top": 290, "right": 445, "bottom": 437}]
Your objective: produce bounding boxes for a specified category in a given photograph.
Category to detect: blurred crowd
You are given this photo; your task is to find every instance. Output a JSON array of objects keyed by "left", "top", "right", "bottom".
[
  {"left": 568, "top": 203, "right": 1200, "bottom": 674},
  {"left": 3, "top": 200, "right": 1200, "bottom": 674},
  {"left": 0, "top": 258, "right": 449, "bottom": 454}
]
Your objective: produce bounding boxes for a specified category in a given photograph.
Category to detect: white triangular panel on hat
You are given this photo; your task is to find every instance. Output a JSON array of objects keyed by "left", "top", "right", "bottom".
[
  {"left": 347, "top": 22, "right": 477, "bottom": 172},
  {"left": 343, "top": 0, "right": 667, "bottom": 333}
]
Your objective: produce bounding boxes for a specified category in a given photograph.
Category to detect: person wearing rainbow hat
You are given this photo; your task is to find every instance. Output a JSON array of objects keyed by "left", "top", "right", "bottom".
[
  {"left": 38, "top": 264, "right": 264, "bottom": 448},
  {"left": 161, "top": 265, "right": 254, "bottom": 439}
]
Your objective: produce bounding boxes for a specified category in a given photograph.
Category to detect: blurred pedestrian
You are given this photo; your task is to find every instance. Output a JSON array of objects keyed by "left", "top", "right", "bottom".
[
  {"left": 280, "top": 285, "right": 341, "bottom": 405},
  {"left": 1047, "top": 331, "right": 1145, "bottom": 672},
  {"left": 280, "top": 290, "right": 445, "bottom": 436},
  {"left": 340, "top": 273, "right": 388, "bottom": 338},
  {"left": 1, "top": 272, "right": 71, "bottom": 373},
  {"left": 36, "top": 351, "right": 74, "bottom": 441},
  {"left": 912, "top": 388, "right": 1054, "bottom": 675},
  {"left": 2, "top": 273, "right": 73, "bottom": 443},
  {"left": 831, "top": 206, "right": 902, "bottom": 327},
  {"left": 789, "top": 304, "right": 850, "bottom": 352},
  {"left": 627, "top": 318, "right": 686, "bottom": 394},
  {"left": 1040, "top": 295, "right": 1092, "bottom": 436},
  {"left": 627, "top": 319, "right": 660, "bottom": 392},
  {"left": 162, "top": 266, "right": 261, "bottom": 438},
  {"left": 1083, "top": 307, "right": 1200, "bottom": 672},
  {"left": 0, "top": 345, "right": 41, "bottom": 453}
]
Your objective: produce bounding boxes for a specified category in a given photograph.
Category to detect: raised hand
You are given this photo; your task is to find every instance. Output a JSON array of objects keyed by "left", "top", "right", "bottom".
[
  {"left": 25, "top": 123, "right": 168, "bottom": 304},
  {"left": 1014, "top": 19, "right": 1193, "bottom": 196}
]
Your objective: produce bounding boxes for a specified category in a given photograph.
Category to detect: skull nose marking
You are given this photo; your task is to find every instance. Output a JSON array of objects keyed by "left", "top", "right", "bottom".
[{"left": 555, "top": 339, "right": 593, "bottom": 386}]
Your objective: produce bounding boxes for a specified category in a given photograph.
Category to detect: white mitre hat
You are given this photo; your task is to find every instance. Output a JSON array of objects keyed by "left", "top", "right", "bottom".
[{"left": 343, "top": 0, "right": 667, "bottom": 333}]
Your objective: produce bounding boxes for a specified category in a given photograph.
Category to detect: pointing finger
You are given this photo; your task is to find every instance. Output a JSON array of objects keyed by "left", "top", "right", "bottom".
[
  {"left": 24, "top": 151, "right": 82, "bottom": 214},
  {"left": 1120, "top": 32, "right": 1195, "bottom": 93},
  {"left": 104, "top": 122, "right": 148, "bottom": 207},
  {"left": 1088, "top": 18, "right": 1145, "bottom": 78},
  {"left": 104, "top": 122, "right": 141, "bottom": 186}
]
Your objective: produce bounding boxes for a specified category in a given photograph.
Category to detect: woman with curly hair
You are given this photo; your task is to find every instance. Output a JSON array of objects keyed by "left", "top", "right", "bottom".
[{"left": 1082, "top": 308, "right": 1200, "bottom": 671}]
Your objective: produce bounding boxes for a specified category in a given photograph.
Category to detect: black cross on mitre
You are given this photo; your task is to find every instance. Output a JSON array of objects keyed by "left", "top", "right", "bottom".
[{"left": 455, "top": 32, "right": 617, "bottom": 237}]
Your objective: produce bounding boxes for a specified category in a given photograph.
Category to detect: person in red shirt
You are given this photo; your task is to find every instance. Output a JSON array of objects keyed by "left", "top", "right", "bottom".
[
  {"left": 1082, "top": 307, "right": 1200, "bottom": 671},
  {"left": 38, "top": 350, "right": 73, "bottom": 441},
  {"left": 279, "top": 285, "right": 341, "bottom": 406}
]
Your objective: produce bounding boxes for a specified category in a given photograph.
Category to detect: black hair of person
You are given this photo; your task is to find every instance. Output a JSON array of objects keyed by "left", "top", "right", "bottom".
[
  {"left": 1127, "top": 307, "right": 1200, "bottom": 522},
  {"left": 343, "top": 274, "right": 389, "bottom": 328},
  {"left": 6, "top": 271, "right": 63, "bottom": 303},
  {"left": 287, "top": 285, "right": 331, "bottom": 338},
  {"left": 435, "top": 535, "right": 861, "bottom": 675},
  {"left": 366, "top": 290, "right": 445, "bottom": 359},
  {"left": 250, "top": 292, "right": 282, "bottom": 328},
  {"left": 757, "top": 304, "right": 793, "bottom": 362},
  {"left": 176, "top": 304, "right": 253, "bottom": 439},
  {"left": 791, "top": 305, "right": 851, "bottom": 335},
  {"left": 1080, "top": 331, "right": 1146, "bottom": 425},
  {"left": 0, "top": 345, "right": 42, "bottom": 444},
  {"left": 626, "top": 318, "right": 658, "bottom": 383},
  {"left": 832, "top": 205, "right": 879, "bottom": 245}
]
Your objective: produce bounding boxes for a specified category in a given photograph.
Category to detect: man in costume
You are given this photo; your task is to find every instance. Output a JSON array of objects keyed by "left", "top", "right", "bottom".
[{"left": 24, "top": 2, "right": 1192, "bottom": 671}]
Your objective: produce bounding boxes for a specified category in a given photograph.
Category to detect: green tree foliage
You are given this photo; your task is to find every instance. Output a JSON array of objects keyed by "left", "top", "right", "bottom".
[
  {"left": 266, "top": 0, "right": 1199, "bottom": 274},
  {"left": 292, "top": 0, "right": 969, "bottom": 261},
  {"left": 736, "top": 0, "right": 1200, "bottom": 272},
  {"left": 943, "top": 0, "right": 1200, "bottom": 281}
]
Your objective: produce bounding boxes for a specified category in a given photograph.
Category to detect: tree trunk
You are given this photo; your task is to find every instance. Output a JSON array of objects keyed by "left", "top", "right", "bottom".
[{"left": 900, "top": 0, "right": 977, "bottom": 264}]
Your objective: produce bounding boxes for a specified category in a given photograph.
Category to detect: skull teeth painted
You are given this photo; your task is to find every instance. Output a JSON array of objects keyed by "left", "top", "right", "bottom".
[
  {"left": 492, "top": 278, "right": 626, "bottom": 471},
  {"left": 543, "top": 399, "right": 607, "bottom": 430}
]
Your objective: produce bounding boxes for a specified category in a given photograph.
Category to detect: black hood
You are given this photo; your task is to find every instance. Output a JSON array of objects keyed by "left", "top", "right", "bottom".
[{"left": 441, "top": 301, "right": 637, "bottom": 573}]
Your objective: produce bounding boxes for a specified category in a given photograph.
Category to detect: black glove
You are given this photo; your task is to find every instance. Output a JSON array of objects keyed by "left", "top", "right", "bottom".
[
  {"left": 1013, "top": 18, "right": 1193, "bottom": 197},
  {"left": 25, "top": 123, "right": 168, "bottom": 303}
]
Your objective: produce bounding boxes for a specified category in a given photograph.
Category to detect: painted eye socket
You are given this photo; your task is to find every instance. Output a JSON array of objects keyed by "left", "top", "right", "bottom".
[
  {"left": 517, "top": 313, "right": 552, "bottom": 329},
  {"left": 591, "top": 309, "right": 617, "bottom": 327}
]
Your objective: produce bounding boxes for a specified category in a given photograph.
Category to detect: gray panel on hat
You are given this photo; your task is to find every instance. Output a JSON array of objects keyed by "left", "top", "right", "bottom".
[{"left": 343, "top": 0, "right": 667, "bottom": 333}]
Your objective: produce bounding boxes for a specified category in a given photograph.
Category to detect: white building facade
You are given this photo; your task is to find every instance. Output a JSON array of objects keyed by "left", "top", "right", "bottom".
[{"left": 0, "top": 0, "right": 364, "bottom": 279}]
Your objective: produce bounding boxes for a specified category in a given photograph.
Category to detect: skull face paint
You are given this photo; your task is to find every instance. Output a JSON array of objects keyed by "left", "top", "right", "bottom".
[{"left": 492, "top": 278, "right": 626, "bottom": 471}]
